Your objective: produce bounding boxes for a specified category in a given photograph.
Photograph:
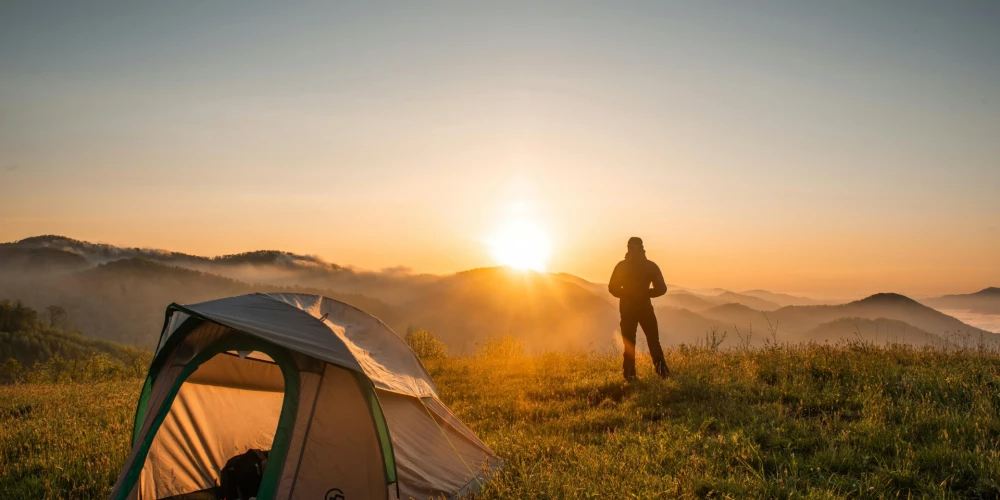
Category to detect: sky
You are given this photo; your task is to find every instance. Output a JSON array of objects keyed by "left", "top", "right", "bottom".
[{"left": 1, "top": 1, "right": 998, "bottom": 298}]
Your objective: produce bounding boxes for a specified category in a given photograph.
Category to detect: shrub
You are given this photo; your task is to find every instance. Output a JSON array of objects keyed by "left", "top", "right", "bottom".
[
  {"left": 0, "top": 358, "right": 24, "bottom": 384},
  {"left": 476, "top": 334, "right": 525, "bottom": 359},
  {"left": 405, "top": 328, "right": 449, "bottom": 360}
]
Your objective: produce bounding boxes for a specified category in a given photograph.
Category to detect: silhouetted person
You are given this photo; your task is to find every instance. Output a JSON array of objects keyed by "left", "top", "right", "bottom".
[{"left": 608, "top": 237, "right": 669, "bottom": 381}]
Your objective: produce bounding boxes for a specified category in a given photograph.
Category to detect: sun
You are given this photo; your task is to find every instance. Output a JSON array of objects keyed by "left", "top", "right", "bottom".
[{"left": 488, "top": 218, "right": 551, "bottom": 271}]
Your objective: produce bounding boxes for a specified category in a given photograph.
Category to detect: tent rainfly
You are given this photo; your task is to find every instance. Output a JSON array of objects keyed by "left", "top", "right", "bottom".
[{"left": 110, "top": 293, "right": 499, "bottom": 500}]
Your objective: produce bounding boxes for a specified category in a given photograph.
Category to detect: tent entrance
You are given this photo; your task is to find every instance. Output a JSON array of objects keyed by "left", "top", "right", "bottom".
[
  {"left": 140, "top": 351, "right": 285, "bottom": 499},
  {"left": 120, "top": 334, "right": 301, "bottom": 500}
]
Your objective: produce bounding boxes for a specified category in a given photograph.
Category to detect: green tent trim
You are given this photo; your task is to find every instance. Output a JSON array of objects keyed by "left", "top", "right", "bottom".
[{"left": 116, "top": 333, "right": 301, "bottom": 500}]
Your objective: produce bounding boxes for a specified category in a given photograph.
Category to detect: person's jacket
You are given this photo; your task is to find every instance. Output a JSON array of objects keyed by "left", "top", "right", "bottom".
[{"left": 608, "top": 250, "right": 667, "bottom": 306}]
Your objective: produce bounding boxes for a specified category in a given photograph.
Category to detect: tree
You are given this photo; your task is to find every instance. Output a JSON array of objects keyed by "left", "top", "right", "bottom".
[
  {"left": 45, "top": 305, "right": 68, "bottom": 329},
  {"left": 0, "top": 300, "right": 38, "bottom": 332},
  {"left": 0, "top": 358, "right": 24, "bottom": 384}
]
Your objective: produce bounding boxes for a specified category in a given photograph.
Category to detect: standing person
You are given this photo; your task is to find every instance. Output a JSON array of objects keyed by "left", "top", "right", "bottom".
[{"left": 608, "top": 237, "right": 670, "bottom": 381}]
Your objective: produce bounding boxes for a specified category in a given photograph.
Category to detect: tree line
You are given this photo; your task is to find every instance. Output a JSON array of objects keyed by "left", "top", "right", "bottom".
[{"left": 0, "top": 299, "right": 151, "bottom": 383}]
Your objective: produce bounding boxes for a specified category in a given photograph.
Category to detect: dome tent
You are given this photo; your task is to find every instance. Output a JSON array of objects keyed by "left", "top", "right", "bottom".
[{"left": 110, "top": 293, "right": 498, "bottom": 500}]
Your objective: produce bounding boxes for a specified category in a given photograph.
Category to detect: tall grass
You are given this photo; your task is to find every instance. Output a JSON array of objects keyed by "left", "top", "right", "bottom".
[
  {"left": 0, "top": 381, "right": 139, "bottom": 499},
  {"left": 2, "top": 341, "right": 999, "bottom": 498}
]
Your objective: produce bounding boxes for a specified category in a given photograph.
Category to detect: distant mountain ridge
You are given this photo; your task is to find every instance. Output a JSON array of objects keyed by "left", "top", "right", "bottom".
[
  {"left": 1, "top": 235, "right": 440, "bottom": 302},
  {"left": 692, "top": 292, "right": 997, "bottom": 345},
  {"left": 739, "top": 289, "right": 826, "bottom": 307},
  {"left": 5, "top": 235, "right": 206, "bottom": 266},
  {"left": 1, "top": 235, "right": 996, "bottom": 352},
  {"left": 5, "top": 235, "right": 341, "bottom": 270},
  {"left": 0, "top": 246, "right": 90, "bottom": 273},
  {"left": 923, "top": 287, "right": 1000, "bottom": 314},
  {"left": 656, "top": 290, "right": 782, "bottom": 312},
  {"left": 804, "top": 318, "right": 941, "bottom": 346}
]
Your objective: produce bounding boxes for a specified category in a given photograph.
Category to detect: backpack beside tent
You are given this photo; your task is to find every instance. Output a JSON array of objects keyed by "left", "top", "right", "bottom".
[{"left": 110, "top": 293, "right": 498, "bottom": 500}]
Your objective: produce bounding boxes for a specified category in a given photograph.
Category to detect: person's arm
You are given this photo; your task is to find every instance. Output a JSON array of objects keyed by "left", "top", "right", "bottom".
[
  {"left": 648, "top": 262, "right": 667, "bottom": 298},
  {"left": 608, "top": 262, "right": 623, "bottom": 298}
]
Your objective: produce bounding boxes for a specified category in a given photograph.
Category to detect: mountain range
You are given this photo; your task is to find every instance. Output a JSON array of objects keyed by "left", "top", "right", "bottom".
[
  {"left": 921, "top": 287, "right": 1000, "bottom": 315},
  {"left": 1, "top": 235, "right": 997, "bottom": 352}
]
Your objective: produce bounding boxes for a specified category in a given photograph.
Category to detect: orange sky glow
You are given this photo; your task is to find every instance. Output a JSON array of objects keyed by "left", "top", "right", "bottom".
[{"left": 1, "top": 3, "right": 998, "bottom": 299}]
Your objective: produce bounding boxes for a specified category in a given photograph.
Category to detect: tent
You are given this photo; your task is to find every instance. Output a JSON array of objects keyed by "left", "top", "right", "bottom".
[{"left": 110, "top": 293, "right": 499, "bottom": 500}]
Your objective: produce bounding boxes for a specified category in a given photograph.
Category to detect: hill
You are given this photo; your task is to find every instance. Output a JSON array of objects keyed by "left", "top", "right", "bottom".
[
  {"left": 4, "top": 345, "right": 1000, "bottom": 498},
  {"left": 398, "top": 267, "right": 618, "bottom": 352},
  {"left": 2, "top": 235, "right": 439, "bottom": 303},
  {"left": 923, "top": 287, "right": 1000, "bottom": 314},
  {"left": 0, "top": 300, "right": 149, "bottom": 384},
  {"left": 0, "top": 246, "right": 90, "bottom": 274},
  {"left": 652, "top": 293, "right": 997, "bottom": 349},
  {"left": 702, "top": 302, "right": 761, "bottom": 319},
  {"left": 2, "top": 235, "right": 993, "bottom": 351},
  {"left": 714, "top": 291, "right": 782, "bottom": 311},
  {"left": 552, "top": 272, "right": 613, "bottom": 300},
  {"left": 654, "top": 289, "right": 785, "bottom": 312},
  {"left": 802, "top": 317, "right": 944, "bottom": 346},
  {"left": 708, "top": 293, "right": 1000, "bottom": 346},
  {"left": 0, "top": 258, "right": 400, "bottom": 347},
  {"left": 780, "top": 293, "right": 994, "bottom": 338},
  {"left": 3, "top": 235, "right": 206, "bottom": 267},
  {"left": 657, "top": 291, "right": 717, "bottom": 311},
  {"left": 652, "top": 307, "right": 728, "bottom": 345},
  {"left": 740, "top": 289, "right": 825, "bottom": 307}
]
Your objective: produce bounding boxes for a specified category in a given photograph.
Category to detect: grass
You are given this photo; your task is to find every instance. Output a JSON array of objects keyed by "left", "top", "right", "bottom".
[
  {"left": 0, "top": 381, "right": 138, "bottom": 499},
  {"left": 2, "top": 344, "right": 1000, "bottom": 499}
]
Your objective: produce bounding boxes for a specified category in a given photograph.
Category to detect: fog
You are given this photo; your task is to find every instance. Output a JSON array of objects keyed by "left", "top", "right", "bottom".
[{"left": 1, "top": 236, "right": 997, "bottom": 353}]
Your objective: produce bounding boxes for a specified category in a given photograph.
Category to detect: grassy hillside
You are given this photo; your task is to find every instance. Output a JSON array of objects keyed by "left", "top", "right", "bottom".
[
  {"left": 2, "top": 343, "right": 998, "bottom": 498},
  {"left": 0, "top": 300, "right": 151, "bottom": 384}
]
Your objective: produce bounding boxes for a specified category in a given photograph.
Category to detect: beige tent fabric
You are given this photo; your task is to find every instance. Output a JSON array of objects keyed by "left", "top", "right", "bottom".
[
  {"left": 171, "top": 293, "right": 437, "bottom": 398},
  {"left": 114, "top": 295, "right": 500, "bottom": 500},
  {"left": 267, "top": 294, "right": 438, "bottom": 397},
  {"left": 113, "top": 321, "right": 274, "bottom": 499},
  {"left": 116, "top": 350, "right": 185, "bottom": 499},
  {"left": 377, "top": 391, "right": 496, "bottom": 500},
  {"left": 171, "top": 294, "right": 365, "bottom": 374},
  {"left": 139, "top": 381, "right": 283, "bottom": 498},
  {"left": 287, "top": 364, "right": 387, "bottom": 500},
  {"left": 114, "top": 318, "right": 234, "bottom": 498},
  {"left": 274, "top": 370, "right": 322, "bottom": 499},
  {"left": 186, "top": 351, "right": 284, "bottom": 391}
]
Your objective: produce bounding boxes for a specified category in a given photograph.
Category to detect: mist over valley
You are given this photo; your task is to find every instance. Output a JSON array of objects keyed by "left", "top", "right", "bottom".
[{"left": 2, "top": 235, "right": 997, "bottom": 353}]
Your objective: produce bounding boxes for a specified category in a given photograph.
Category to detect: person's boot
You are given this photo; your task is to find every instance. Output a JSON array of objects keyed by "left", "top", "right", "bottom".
[
  {"left": 655, "top": 361, "right": 670, "bottom": 379},
  {"left": 623, "top": 361, "right": 636, "bottom": 382}
]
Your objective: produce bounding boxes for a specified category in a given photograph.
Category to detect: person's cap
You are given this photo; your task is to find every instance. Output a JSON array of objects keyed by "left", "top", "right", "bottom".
[{"left": 627, "top": 236, "right": 643, "bottom": 249}]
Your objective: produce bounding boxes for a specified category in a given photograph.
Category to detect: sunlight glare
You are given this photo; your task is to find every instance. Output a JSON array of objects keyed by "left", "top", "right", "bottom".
[{"left": 488, "top": 218, "right": 551, "bottom": 271}]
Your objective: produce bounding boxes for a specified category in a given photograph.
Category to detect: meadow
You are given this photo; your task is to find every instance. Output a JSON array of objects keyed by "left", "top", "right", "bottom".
[{"left": 2, "top": 341, "right": 1000, "bottom": 499}]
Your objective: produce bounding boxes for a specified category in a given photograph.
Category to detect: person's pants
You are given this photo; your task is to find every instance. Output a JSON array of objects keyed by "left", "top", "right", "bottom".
[{"left": 620, "top": 301, "right": 669, "bottom": 379}]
